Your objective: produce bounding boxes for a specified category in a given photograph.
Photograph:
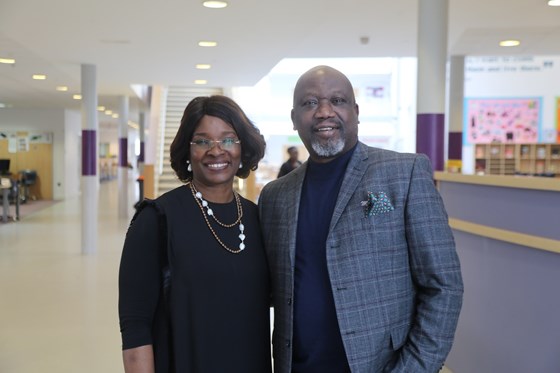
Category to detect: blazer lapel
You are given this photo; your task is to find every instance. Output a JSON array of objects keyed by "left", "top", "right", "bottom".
[
  {"left": 283, "top": 162, "right": 308, "bottom": 267},
  {"left": 329, "top": 142, "right": 368, "bottom": 232}
]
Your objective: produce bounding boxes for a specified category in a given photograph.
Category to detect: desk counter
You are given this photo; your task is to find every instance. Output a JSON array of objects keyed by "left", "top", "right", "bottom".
[
  {"left": 438, "top": 172, "right": 560, "bottom": 373},
  {"left": 434, "top": 172, "right": 559, "bottom": 254}
]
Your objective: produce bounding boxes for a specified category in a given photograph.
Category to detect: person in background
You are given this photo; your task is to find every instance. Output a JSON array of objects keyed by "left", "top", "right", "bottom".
[
  {"left": 258, "top": 66, "right": 463, "bottom": 373},
  {"left": 277, "top": 146, "right": 302, "bottom": 178},
  {"left": 119, "top": 95, "right": 272, "bottom": 373}
]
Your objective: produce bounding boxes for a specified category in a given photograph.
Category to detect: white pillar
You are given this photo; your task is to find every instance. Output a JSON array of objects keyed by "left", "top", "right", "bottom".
[
  {"left": 447, "top": 55, "right": 465, "bottom": 132},
  {"left": 81, "top": 64, "right": 99, "bottom": 254},
  {"left": 118, "top": 95, "right": 130, "bottom": 219},
  {"left": 417, "top": 0, "right": 448, "bottom": 114},
  {"left": 446, "top": 55, "right": 465, "bottom": 161},
  {"left": 416, "top": 0, "right": 449, "bottom": 171}
]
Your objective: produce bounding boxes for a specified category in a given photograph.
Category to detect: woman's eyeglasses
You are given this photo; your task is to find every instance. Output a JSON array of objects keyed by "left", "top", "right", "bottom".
[{"left": 190, "top": 137, "right": 241, "bottom": 151}]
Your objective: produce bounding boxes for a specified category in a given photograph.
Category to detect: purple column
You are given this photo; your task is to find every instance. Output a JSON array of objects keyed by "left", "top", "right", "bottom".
[
  {"left": 448, "top": 131, "right": 463, "bottom": 160},
  {"left": 117, "top": 95, "right": 130, "bottom": 220},
  {"left": 82, "top": 130, "right": 97, "bottom": 176},
  {"left": 447, "top": 56, "right": 465, "bottom": 163},
  {"left": 119, "top": 138, "right": 128, "bottom": 167},
  {"left": 416, "top": 113, "right": 445, "bottom": 171},
  {"left": 81, "top": 63, "right": 98, "bottom": 254},
  {"left": 416, "top": 0, "right": 448, "bottom": 173}
]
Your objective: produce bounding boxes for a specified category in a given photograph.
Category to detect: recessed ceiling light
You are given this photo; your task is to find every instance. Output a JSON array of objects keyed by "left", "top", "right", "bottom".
[
  {"left": 105, "top": 110, "right": 113, "bottom": 115},
  {"left": 97, "top": 106, "right": 106, "bottom": 111},
  {"left": 73, "top": 94, "right": 82, "bottom": 100},
  {"left": 0, "top": 58, "right": 16, "bottom": 64},
  {"left": 32, "top": 74, "right": 47, "bottom": 80},
  {"left": 56, "top": 86, "right": 68, "bottom": 92},
  {"left": 198, "top": 41, "right": 218, "bottom": 47},
  {"left": 196, "top": 64, "right": 212, "bottom": 69},
  {"left": 548, "top": 0, "right": 560, "bottom": 6},
  {"left": 112, "top": 113, "right": 119, "bottom": 119},
  {"left": 499, "top": 39, "right": 520, "bottom": 47},
  {"left": 194, "top": 80, "right": 208, "bottom": 85},
  {"left": 202, "top": 1, "right": 228, "bottom": 8}
]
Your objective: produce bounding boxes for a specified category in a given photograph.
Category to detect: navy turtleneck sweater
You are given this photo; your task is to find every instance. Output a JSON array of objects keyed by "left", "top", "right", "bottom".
[{"left": 292, "top": 144, "right": 356, "bottom": 373}]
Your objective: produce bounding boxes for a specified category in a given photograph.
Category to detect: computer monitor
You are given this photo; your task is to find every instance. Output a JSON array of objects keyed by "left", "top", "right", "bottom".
[{"left": 0, "top": 159, "right": 11, "bottom": 175}]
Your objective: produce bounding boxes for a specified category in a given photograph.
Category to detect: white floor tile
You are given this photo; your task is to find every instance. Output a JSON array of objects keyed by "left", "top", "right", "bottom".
[{"left": 0, "top": 179, "right": 136, "bottom": 373}]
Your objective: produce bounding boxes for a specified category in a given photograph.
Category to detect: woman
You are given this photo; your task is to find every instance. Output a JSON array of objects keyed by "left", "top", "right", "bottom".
[{"left": 119, "top": 95, "right": 271, "bottom": 372}]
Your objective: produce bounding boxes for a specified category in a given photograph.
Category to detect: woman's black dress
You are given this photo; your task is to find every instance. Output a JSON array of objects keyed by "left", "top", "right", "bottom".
[{"left": 119, "top": 186, "right": 272, "bottom": 372}]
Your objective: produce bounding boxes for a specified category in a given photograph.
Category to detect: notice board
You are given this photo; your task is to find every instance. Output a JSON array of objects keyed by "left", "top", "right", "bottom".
[{"left": 464, "top": 98, "right": 541, "bottom": 144}]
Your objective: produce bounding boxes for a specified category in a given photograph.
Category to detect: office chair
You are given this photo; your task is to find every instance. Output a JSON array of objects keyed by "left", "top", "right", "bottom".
[{"left": 19, "top": 170, "right": 37, "bottom": 203}]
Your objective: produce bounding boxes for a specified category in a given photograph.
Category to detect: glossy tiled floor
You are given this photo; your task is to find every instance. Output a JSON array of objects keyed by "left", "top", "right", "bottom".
[{"left": 0, "top": 179, "right": 135, "bottom": 373}]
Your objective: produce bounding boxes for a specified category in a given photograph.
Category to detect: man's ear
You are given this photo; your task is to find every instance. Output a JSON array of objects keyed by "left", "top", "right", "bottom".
[{"left": 291, "top": 109, "right": 297, "bottom": 131}]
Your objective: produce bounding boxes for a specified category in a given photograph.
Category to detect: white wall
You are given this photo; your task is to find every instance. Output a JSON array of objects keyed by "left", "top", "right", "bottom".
[
  {"left": 0, "top": 108, "right": 134, "bottom": 200},
  {"left": 463, "top": 55, "right": 560, "bottom": 173},
  {"left": 465, "top": 55, "right": 560, "bottom": 138},
  {"left": 232, "top": 57, "right": 418, "bottom": 172},
  {"left": 0, "top": 108, "right": 66, "bottom": 200}
]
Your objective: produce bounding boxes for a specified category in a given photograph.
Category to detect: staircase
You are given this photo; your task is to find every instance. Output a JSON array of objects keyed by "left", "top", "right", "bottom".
[{"left": 156, "top": 86, "right": 222, "bottom": 197}]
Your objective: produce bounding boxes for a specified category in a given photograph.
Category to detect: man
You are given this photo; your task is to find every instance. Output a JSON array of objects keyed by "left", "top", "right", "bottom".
[
  {"left": 258, "top": 66, "right": 463, "bottom": 373},
  {"left": 277, "top": 146, "right": 303, "bottom": 178}
]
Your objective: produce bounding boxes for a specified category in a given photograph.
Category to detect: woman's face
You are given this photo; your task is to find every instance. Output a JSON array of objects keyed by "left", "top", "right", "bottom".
[{"left": 189, "top": 115, "right": 241, "bottom": 189}]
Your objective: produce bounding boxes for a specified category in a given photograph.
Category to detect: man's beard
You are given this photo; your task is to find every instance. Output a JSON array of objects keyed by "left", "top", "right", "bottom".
[{"left": 311, "top": 136, "right": 345, "bottom": 158}]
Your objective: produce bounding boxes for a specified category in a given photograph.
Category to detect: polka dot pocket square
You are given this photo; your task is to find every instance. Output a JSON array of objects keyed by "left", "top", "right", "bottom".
[{"left": 361, "top": 191, "right": 395, "bottom": 217}]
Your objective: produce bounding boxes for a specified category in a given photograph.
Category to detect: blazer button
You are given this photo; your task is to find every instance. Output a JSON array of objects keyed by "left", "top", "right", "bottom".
[{"left": 287, "top": 298, "right": 292, "bottom": 305}]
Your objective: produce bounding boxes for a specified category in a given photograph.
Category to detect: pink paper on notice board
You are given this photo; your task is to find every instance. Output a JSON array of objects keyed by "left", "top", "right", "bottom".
[{"left": 466, "top": 98, "right": 540, "bottom": 144}]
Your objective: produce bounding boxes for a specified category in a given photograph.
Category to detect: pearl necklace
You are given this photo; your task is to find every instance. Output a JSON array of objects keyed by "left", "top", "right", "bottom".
[{"left": 188, "top": 182, "right": 245, "bottom": 254}]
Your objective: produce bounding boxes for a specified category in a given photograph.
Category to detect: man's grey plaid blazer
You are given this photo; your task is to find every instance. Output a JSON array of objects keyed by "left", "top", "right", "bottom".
[{"left": 258, "top": 142, "right": 463, "bottom": 373}]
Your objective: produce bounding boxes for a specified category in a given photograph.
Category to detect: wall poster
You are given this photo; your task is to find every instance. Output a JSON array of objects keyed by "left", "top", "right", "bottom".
[
  {"left": 557, "top": 97, "right": 560, "bottom": 143},
  {"left": 464, "top": 98, "right": 541, "bottom": 144}
]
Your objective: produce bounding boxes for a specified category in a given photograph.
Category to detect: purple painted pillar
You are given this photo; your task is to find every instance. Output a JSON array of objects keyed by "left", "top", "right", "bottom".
[
  {"left": 447, "top": 56, "right": 465, "bottom": 163},
  {"left": 416, "top": 0, "right": 448, "bottom": 172},
  {"left": 82, "top": 130, "right": 97, "bottom": 175},
  {"left": 119, "top": 137, "right": 128, "bottom": 167},
  {"left": 118, "top": 95, "right": 130, "bottom": 219},
  {"left": 416, "top": 113, "right": 445, "bottom": 171},
  {"left": 81, "top": 63, "right": 98, "bottom": 254},
  {"left": 448, "top": 131, "right": 463, "bottom": 160}
]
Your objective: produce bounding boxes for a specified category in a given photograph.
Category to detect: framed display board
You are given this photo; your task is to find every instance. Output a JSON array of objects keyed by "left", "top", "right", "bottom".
[
  {"left": 556, "top": 97, "right": 560, "bottom": 143},
  {"left": 464, "top": 98, "right": 541, "bottom": 144}
]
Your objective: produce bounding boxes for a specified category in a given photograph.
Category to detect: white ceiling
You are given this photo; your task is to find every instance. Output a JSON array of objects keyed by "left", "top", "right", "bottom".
[{"left": 0, "top": 0, "right": 559, "bottom": 120}]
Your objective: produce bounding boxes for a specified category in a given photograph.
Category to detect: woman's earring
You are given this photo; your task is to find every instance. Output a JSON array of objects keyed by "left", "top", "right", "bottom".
[
  {"left": 239, "top": 162, "right": 243, "bottom": 169},
  {"left": 187, "top": 160, "right": 192, "bottom": 172}
]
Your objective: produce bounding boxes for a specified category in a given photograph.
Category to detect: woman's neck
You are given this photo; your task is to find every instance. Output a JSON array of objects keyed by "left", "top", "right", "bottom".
[{"left": 190, "top": 180, "right": 234, "bottom": 203}]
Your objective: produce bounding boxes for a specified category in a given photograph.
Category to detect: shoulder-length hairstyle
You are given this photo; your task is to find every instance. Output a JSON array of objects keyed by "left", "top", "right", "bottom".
[{"left": 170, "top": 95, "right": 266, "bottom": 182}]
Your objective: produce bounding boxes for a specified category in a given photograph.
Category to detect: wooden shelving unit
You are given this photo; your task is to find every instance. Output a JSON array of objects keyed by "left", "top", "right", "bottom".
[{"left": 474, "top": 143, "right": 560, "bottom": 176}]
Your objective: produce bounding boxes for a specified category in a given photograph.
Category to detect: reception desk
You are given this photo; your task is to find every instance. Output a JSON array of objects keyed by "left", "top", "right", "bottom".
[
  {"left": 436, "top": 172, "right": 559, "bottom": 253},
  {"left": 435, "top": 172, "right": 560, "bottom": 373}
]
